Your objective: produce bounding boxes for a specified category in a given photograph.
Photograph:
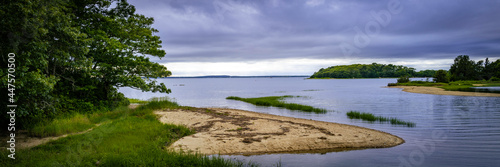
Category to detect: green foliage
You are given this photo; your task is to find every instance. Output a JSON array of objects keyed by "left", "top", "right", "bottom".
[
  {"left": 397, "top": 76, "right": 410, "bottom": 83},
  {"left": 433, "top": 69, "right": 450, "bottom": 83},
  {"left": 1, "top": 0, "right": 170, "bottom": 129},
  {"left": 346, "top": 111, "right": 415, "bottom": 127},
  {"left": 310, "top": 63, "right": 417, "bottom": 78},
  {"left": 128, "top": 98, "right": 148, "bottom": 104},
  {"left": 490, "top": 77, "right": 500, "bottom": 81},
  {"left": 449, "top": 55, "right": 500, "bottom": 81},
  {"left": 438, "top": 81, "right": 500, "bottom": 93},
  {"left": 450, "top": 55, "right": 481, "bottom": 81},
  {"left": 414, "top": 70, "right": 437, "bottom": 77},
  {"left": 227, "top": 96, "right": 327, "bottom": 113}
]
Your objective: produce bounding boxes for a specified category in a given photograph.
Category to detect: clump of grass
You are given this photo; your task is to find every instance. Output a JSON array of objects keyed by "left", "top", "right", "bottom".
[
  {"left": 303, "top": 89, "right": 321, "bottom": 91},
  {"left": 4, "top": 98, "right": 254, "bottom": 166},
  {"left": 28, "top": 113, "right": 95, "bottom": 137},
  {"left": 88, "top": 106, "right": 131, "bottom": 124},
  {"left": 226, "top": 95, "right": 327, "bottom": 113},
  {"left": 347, "top": 111, "right": 416, "bottom": 127}
]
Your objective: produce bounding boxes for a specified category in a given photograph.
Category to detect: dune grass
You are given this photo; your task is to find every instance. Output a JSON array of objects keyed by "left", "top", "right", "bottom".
[
  {"left": 127, "top": 98, "right": 148, "bottom": 104},
  {"left": 28, "top": 113, "right": 96, "bottom": 138},
  {"left": 226, "top": 95, "right": 327, "bottom": 113},
  {"left": 346, "top": 111, "right": 416, "bottom": 127},
  {"left": 1, "top": 99, "right": 255, "bottom": 167}
]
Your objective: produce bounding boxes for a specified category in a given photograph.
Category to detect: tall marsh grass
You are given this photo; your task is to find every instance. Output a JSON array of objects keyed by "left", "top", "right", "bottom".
[
  {"left": 347, "top": 111, "right": 416, "bottom": 127},
  {"left": 226, "top": 96, "right": 327, "bottom": 113},
  {"left": 28, "top": 113, "right": 95, "bottom": 137}
]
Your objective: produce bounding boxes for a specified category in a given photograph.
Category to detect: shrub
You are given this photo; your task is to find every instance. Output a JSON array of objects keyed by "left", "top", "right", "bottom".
[
  {"left": 397, "top": 76, "right": 410, "bottom": 83},
  {"left": 433, "top": 69, "right": 450, "bottom": 83},
  {"left": 489, "top": 77, "right": 500, "bottom": 81},
  {"left": 387, "top": 83, "right": 398, "bottom": 86}
]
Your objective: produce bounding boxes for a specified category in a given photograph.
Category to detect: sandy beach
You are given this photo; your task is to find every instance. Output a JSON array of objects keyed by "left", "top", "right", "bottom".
[
  {"left": 389, "top": 86, "right": 500, "bottom": 97},
  {"left": 155, "top": 107, "right": 404, "bottom": 155}
]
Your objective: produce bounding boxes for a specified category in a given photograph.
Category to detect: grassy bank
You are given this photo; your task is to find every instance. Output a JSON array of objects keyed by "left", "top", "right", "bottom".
[
  {"left": 226, "top": 96, "right": 327, "bottom": 113},
  {"left": 1, "top": 99, "right": 254, "bottom": 166},
  {"left": 128, "top": 98, "right": 149, "bottom": 104},
  {"left": 347, "top": 111, "right": 416, "bottom": 127},
  {"left": 388, "top": 80, "right": 500, "bottom": 93}
]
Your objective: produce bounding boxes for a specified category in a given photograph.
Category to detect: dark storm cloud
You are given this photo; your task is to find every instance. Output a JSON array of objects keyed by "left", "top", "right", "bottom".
[{"left": 129, "top": 0, "right": 500, "bottom": 64}]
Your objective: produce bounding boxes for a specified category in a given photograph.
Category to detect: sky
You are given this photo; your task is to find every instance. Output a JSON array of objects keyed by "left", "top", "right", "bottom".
[{"left": 127, "top": 0, "right": 500, "bottom": 76}]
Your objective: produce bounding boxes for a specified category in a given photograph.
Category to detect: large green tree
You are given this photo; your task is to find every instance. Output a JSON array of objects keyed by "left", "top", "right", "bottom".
[
  {"left": 433, "top": 70, "right": 449, "bottom": 83},
  {"left": 1, "top": 0, "right": 171, "bottom": 128},
  {"left": 449, "top": 55, "right": 478, "bottom": 81}
]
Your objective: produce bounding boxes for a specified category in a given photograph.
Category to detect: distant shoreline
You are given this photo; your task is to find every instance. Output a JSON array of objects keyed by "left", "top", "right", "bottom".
[
  {"left": 307, "top": 77, "right": 401, "bottom": 79},
  {"left": 388, "top": 86, "right": 500, "bottom": 97},
  {"left": 167, "top": 75, "right": 310, "bottom": 79}
]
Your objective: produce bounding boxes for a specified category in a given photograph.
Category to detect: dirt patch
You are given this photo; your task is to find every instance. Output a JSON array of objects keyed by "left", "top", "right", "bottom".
[
  {"left": 389, "top": 86, "right": 500, "bottom": 97},
  {"left": 155, "top": 108, "right": 404, "bottom": 155}
]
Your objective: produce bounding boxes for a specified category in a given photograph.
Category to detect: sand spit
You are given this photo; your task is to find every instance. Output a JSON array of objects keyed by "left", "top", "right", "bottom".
[
  {"left": 155, "top": 108, "right": 404, "bottom": 155},
  {"left": 389, "top": 86, "right": 500, "bottom": 97}
]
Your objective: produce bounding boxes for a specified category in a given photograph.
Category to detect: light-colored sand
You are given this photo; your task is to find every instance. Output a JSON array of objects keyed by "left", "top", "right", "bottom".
[
  {"left": 389, "top": 86, "right": 500, "bottom": 97},
  {"left": 155, "top": 108, "right": 404, "bottom": 155}
]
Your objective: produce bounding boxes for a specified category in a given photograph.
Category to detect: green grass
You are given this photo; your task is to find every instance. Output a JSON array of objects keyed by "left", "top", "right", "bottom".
[
  {"left": 28, "top": 113, "right": 95, "bottom": 138},
  {"left": 388, "top": 80, "right": 500, "bottom": 93},
  {"left": 127, "top": 98, "right": 148, "bottom": 104},
  {"left": 440, "top": 81, "right": 500, "bottom": 92},
  {"left": 346, "top": 111, "right": 416, "bottom": 127},
  {"left": 226, "top": 96, "right": 327, "bottom": 113},
  {"left": 389, "top": 81, "right": 448, "bottom": 87},
  {"left": 2, "top": 99, "right": 255, "bottom": 167}
]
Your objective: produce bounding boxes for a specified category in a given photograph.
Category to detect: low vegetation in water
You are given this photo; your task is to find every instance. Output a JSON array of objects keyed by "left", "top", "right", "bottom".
[
  {"left": 346, "top": 111, "right": 416, "bottom": 127},
  {"left": 388, "top": 80, "right": 500, "bottom": 93},
  {"left": 226, "top": 96, "right": 327, "bottom": 113},
  {"left": 1, "top": 99, "right": 256, "bottom": 167}
]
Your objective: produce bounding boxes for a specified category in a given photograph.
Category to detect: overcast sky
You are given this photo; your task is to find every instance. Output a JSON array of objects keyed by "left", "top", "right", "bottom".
[{"left": 128, "top": 0, "right": 500, "bottom": 76}]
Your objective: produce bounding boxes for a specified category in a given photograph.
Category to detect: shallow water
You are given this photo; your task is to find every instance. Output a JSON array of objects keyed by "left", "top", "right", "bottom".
[{"left": 119, "top": 78, "right": 500, "bottom": 167}]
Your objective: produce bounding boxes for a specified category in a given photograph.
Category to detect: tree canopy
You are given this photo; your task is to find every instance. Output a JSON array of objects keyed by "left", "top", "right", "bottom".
[
  {"left": 1, "top": 0, "right": 171, "bottom": 128},
  {"left": 449, "top": 55, "right": 500, "bottom": 81},
  {"left": 310, "top": 63, "right": 432, "bottom": 79}
]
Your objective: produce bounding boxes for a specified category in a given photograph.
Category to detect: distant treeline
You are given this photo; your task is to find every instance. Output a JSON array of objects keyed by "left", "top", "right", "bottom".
[{"left": 310, "top": 63, "right": 435, "bottom": 78}]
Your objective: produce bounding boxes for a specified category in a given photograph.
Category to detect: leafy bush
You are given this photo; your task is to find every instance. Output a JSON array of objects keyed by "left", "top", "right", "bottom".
[
  {"left": 397, "top": 76, "right": 410, "bottom": 83},
  {"left": 433, "top": 69, "right": 450, "bottom": 83},
  {"left": 490, "top": 77, "right": 500, "bottom": 81},
  {"left": 387, "top": 83, "right": 398, "bottom": 86}
]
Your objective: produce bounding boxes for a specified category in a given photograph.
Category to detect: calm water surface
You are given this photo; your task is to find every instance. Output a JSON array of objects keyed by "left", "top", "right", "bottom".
[{"left": 119, "top": 78, "right": 500, "bottom": 167}]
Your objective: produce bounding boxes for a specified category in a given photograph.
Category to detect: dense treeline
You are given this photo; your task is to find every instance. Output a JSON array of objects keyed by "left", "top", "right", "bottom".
[
  {"left": 310, "top": 63, "right": 436, "bottom": 78},
  {"left": 449, "top": 55, "right": 500, "bottom": 81},
  {"left": 1, "top": 0, "right": 170, "bottom": 128}
]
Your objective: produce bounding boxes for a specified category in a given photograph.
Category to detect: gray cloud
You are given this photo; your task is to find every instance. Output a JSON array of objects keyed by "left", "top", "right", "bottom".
[{"left": 130, "top": 0, "right": 500, "bottom": 66}]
